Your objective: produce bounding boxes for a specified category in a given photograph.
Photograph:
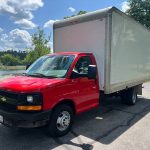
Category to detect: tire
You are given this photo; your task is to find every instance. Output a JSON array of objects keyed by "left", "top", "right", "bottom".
[
  {"left": 121, "top": 88, "right": 137, "bottom": 105},
  {"left": 46, "top": 104, "right": 74, "bottom": 137}
]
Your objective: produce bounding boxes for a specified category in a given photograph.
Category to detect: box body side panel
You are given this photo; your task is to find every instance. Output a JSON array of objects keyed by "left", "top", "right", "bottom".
[{"left": 110, "top": 12, "right": 150, "bottom": 93}]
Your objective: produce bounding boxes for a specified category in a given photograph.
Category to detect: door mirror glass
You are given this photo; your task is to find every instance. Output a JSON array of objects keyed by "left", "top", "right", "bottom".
[{"left": 88, "top": 65, "right": 97, "bottom": 79}]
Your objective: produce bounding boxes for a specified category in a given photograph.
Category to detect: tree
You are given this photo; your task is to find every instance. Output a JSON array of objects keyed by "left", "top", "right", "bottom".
[
  {"left": 23, "top": 51, "right": 38, "bottom": 64},
  {"left": 126, "top": 0, "right": 150, "bottom": 29},
  {"left": 1, "top": 54, "right": 20, "bottom": 66},
  {"left": 64, "top": 10, "right": 87, "bottom": 19},
  {"left": 0, "top": 29, "right": 51, "bottom": 66},
  {"left": 24, "top": 28, "right": 51, "bottom": 64},
  {"left": 0, "top": 50, "right": 27, "bottom": 61},
  {"left": 77, "top": 11, "right": 87, "bottom": 15}
]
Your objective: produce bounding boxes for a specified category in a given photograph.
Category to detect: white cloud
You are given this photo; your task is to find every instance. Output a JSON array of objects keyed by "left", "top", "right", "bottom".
[
  {"left": 68, "top": 7, "right": 76, "bottom": 13},
  {"left": 15, "top": 19, "right": 37, "bottom": 29},
  {"left": 0, "top": 0, "right": 17, "bottom": 14},
  {"left": 48, "top": 41, "right": 53, "bottom": 52},
  {"left": 121, "top": 1, "right": 130, "bottom": 12},
  {"left": 0, "top": 28, "right": 3, "bottom": 33},
  {"left": 19, "top": 0, "right": 44, "bottom": 10},
  {"left": 44, "top": 20, "right": 59, "bottom": 28},
  {"left": 0, "top": 28, "right": 32, "bottom": 51},
  {"left": 0, "top": 0, "right": 44, "bottom": 28},
  {"left": 49, "top": 41, "right": 53, "bottom": 47}
]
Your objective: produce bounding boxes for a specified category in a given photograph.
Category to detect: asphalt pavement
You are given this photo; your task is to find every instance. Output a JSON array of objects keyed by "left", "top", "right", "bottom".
[{"left": 0, "top": 83, "right": 150, "bottom": 150}]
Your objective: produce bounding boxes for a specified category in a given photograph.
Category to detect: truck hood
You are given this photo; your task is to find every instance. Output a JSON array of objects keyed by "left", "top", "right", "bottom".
[{"left": 0, "top": 76, "right": 65, "bottom": 93}]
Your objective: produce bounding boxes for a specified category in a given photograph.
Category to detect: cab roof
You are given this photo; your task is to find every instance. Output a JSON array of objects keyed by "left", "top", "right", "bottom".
[{"left": 47, "top": 52, "right": 93, "bottom": 56}]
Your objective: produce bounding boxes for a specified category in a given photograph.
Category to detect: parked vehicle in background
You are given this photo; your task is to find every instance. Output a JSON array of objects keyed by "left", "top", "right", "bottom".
[{"left": 0, "top": 7, "right": 150, "bottom": 137}]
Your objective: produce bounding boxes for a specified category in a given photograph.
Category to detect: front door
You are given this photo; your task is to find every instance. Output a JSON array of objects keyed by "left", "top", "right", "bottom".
[{"left": 71, "top": 55, "right": 99, "bottom": 112}]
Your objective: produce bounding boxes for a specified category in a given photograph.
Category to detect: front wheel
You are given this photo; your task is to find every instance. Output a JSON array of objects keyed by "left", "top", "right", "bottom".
[{"left": 46, "top": 104, "right": 74, "bottom": 137}]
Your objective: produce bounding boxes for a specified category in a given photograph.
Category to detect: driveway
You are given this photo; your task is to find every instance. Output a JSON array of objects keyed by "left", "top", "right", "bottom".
[{"left": 0, "top": 83, "right": 150, "bottom": 150}]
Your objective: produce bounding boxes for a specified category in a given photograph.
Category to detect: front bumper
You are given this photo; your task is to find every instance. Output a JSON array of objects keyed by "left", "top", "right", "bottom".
[{"left": 0, "top": 109, "right": 51, "bottom": 128}]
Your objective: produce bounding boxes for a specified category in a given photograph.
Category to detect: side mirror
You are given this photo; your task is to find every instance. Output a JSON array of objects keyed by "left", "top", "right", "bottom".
[
  {"left": 26, "top": 64, "right": 31, "bottom": 70},
  {"left": 88, "top": 65, "right": 97, "bottom": 79}
]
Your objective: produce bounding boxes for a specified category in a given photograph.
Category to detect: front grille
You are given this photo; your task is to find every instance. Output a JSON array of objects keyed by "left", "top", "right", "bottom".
[
  {"left": 0, "top": 90, "right": 19, "bottom": 112},
  {"left": 0, "top": 90, "right": 18, "bottom": 99},
  {"left": 0, "top": 90, "right": 43, "bottom": 112}
]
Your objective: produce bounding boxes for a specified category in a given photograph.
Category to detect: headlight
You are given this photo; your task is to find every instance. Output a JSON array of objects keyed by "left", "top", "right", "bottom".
[
  {"left": 18, "top": 93, "right": 43, "bottom": 109},
  {"left": 27, "top": 96, "right": 33, "bottom": 103}
]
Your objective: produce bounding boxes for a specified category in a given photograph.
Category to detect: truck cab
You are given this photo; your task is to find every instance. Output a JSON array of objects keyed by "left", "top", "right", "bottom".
[{"left": 0, "top": 52, "right": 99, "bottom": 137}]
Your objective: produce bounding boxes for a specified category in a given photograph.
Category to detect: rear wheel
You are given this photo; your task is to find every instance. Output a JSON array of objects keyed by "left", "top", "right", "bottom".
[
  {"left": 121, "top": 88, "right": 137, "bottom": 105},
  {"left": 46, "top": 104, "right": 74, "bottom": 137}
]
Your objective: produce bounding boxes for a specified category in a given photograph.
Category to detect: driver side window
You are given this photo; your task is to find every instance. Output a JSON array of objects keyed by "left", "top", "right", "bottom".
[{"left": 74, "top": 56, "right": 92, "bottom": 74}]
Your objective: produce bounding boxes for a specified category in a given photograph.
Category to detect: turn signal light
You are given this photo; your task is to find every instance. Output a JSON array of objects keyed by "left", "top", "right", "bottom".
[{"left": 17, "top": 106, "right": 42, "bottom": 111}]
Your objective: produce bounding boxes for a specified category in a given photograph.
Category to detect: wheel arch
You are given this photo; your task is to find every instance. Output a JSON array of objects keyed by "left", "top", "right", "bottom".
[{"left": 52, "top": 99, "right": 76, "bottom": 115}]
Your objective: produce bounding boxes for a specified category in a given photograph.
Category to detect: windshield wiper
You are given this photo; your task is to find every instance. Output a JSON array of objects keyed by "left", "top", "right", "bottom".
[
  {"left": 22, "top": 73, "right": 30, "bottom": 76},
  {"left": 29, "top": 73, "right": 47, "bottom": 77},
  {"left": 28, "top": 73, "right": 57, "bottom": 78}
]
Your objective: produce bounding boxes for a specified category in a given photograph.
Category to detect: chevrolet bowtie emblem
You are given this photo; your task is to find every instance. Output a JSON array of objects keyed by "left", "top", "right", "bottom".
[{"left": 1, "top": 97, "right": 6, "bottom": 102}]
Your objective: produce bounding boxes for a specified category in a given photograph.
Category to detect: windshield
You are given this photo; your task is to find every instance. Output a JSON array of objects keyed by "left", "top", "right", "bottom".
[{"left": 25, "top": 55, "right": 75, "bottom": 78}]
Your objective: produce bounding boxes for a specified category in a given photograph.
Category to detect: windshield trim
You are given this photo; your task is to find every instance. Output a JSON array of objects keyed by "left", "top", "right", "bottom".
[{"left": 25, "top": 54, "right": 75, "bottom": 79}]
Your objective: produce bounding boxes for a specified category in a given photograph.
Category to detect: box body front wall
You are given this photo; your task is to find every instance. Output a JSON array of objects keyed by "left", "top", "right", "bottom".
[{"left": 54, "top": 19, "right": 106, "bottom": 90}]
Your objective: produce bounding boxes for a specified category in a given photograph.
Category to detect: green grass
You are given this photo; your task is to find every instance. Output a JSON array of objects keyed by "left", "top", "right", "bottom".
[{"left": 0, "top": 65, "right": 26, "bottom": 70}]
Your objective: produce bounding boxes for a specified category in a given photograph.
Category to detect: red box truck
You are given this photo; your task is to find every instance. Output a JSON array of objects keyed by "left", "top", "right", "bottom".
[{"left": 0, "top": 7, "right": 150, "bottom": 137}]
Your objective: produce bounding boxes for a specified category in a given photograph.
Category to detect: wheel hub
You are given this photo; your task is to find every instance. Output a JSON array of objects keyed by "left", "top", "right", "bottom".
[{"left": 56, "top": 111, "right": 71, "bottom": 131}]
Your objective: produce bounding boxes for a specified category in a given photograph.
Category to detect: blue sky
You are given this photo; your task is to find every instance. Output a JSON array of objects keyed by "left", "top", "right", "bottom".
[{"left": 0, "top": 0, "right": 129, "bottom": 51}]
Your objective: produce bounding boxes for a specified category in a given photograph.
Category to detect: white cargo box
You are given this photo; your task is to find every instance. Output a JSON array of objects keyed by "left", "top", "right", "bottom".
[{"left": 53, "top": 7, "right": 150, "bottom": 94}]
